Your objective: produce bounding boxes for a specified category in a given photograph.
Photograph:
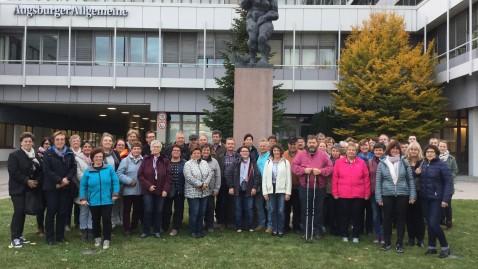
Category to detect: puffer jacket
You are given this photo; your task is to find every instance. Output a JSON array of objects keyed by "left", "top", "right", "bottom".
[
  {"left": 332, "top": 157, "right": 370, "bottom": 199},
  {"left": 262, "top": 158, "right": 292, "bottom": 195},
  {"left": 375, "top": 156, "right": 416, "bottom": 203},
  {"left": 184, "top": 159, "right": 212, "bottom": 199},
  {"left": 79, "top": 164, "right": 120, "bottom": 206},
  {"left": 116, "top": 154, "right": 143, "bottom": 196},
  {"left": 203, "top": 156, "right": 221, "bottom": 195},
  {"left": 419, "top": 157, "right": 453, "bottom": 203}
]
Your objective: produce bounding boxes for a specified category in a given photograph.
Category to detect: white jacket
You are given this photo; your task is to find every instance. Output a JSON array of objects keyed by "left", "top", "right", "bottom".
[{"left": 262, "top": 158, "right": 292, "bottom": 195}]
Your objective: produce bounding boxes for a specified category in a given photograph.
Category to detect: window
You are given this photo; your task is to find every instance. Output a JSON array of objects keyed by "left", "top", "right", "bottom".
[
  {"left": 76, "top": 31, "right": 92, "bottom": 65},
  {"left": 26, "top": 31, "right": 41, "bottom": 63},
  {"left": 163, "top": 33, "right": 179, "bottom": 66},
  {"left": 167, "top": 114, "right": 181, "bottom": 144},
  {"left": 319, "top": 34, "right": 336, "bottom": 69},
  {"left": 269, "top": 39, "right": 282, "bottom": 66},
  {"left": 58, "top": 30, "right": 73, "bottom": 64},
  {"left": 0, "top": 123, "right": 14, "bottom": 148},
  {"left": 180, "top": 33, "right": 197, "bottom": 67},
  {"left": 197, "top": 31, "right": 214, "bottom": 65},
  {"left": 43, "top": 33, "right": 58, "bottom": 63},
  {"left": 130, "top": 36, "right": 145, "bottom": 66},
  {"left": 0, "top": 36, "right": 5, "bottom": 61},
  {"left": 182, "top": 115, "right": 197, "bottom": 135},
  {"left": 116, "top": 34, "right": 126, "bottom": 65},
  {"left": 95, "top": 35, "right": 110, "bottom": 65},
  {"left": 9, "top": 36, "right": 23, "bottom": 63},
  {"left": 146, "top": 35, "right": 159, "bottom": 65}
]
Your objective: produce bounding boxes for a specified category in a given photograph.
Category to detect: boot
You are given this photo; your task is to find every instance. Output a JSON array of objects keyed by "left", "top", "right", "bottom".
[{"left": 80, "top": 229, "right": 88, "bottom": 241}]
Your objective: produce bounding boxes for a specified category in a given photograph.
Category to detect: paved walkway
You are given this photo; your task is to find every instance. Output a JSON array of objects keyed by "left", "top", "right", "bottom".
[{"left": 0, "top": 164, "right": 477, "bottom": 200}]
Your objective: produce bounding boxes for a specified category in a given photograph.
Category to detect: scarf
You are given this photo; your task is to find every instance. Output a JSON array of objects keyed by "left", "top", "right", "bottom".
[
  {"left": 52, "top": 145, "right": 68, "bottom": 157},
  {"left": 78, "top": 152, "right": 91, "bottom": 166},
  {"left": 385, "top": 155, "right": 401, "bottom": 185},
  {"left": 22, "top": 147, "right": 40, "bottom": 171},
  {"left": 104, "top": 148, "right": 120, "bottom": 166},
  {"left": 439, "top": 150, "right": 450, "bottom": 162}
]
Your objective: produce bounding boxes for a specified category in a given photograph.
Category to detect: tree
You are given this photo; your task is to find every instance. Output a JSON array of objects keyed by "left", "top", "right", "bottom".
[
  {"left": 307, "top": 106, "right": 346, "bottom": 141},
  {"left": 332, "top": 12, "right": 447, "bottom": 141},
  {"left": 203, "top": 8, "right": 287, "bottom": 139}
]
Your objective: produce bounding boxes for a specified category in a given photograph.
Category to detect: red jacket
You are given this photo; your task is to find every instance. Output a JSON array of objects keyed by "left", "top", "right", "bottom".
[
  {"left": 291, "top": 150, "right": 333, "bottom": 189},
  {"left": 332, "top": 157, "right": 370, "bottom": 199},
  {"left": 137, "top": 153, "right": 172, "bottom": 195}
]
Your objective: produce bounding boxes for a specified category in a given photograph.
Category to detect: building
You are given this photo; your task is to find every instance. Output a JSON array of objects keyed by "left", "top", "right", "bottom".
[{"left": 0, "top": 0, "right": 476, "bottom": 176}]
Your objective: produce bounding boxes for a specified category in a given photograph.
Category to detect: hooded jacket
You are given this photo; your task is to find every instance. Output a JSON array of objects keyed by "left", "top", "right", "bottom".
[{"left": 79, "top": 163, "right": 120, "bottom": 206}]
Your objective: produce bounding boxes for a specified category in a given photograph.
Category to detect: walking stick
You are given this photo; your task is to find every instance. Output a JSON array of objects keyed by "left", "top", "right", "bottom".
[
  {"left": 311, "top": 175, "right": 317, "bottom": 239},
  {"left": 305, "top": 174, "right": 310, "bottom": 242}
]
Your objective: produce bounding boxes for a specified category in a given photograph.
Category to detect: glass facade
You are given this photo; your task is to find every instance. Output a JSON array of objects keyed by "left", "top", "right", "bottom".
[{"left": 166, "top": 114, "right": 211, "bottom": 144}]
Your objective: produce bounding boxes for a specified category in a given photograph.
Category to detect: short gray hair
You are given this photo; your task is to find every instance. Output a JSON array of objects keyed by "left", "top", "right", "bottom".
[{"left": 150, "top": 140, "right": 163, "bottom": 150}]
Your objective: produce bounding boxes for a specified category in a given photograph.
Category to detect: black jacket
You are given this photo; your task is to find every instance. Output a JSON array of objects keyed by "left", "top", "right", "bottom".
[
  {"left": 228, "top": 158, "right": 261, "bottom": 196},
  {"left": 164, "top": 143, "right": 191, "bottom": 161},
  {"left": 42, "top": 147, "right": 77, "bottom": 191},
  {"left": 420, "top": 157, "right": 453, "bottom": 203},
  {"left": 8, "top": 149, "right": 42, "bottom": 195},
  {"left": 141, "top": 144, "right": 151, "bottom": 157}
]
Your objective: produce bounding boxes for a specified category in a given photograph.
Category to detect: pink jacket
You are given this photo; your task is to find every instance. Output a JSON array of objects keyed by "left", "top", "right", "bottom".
[
  {"left": 291, "top": 150, "right": 333, "bottom": 189},
  {"left": 332, "top": 157, "right": 370, "bottom": 199}
]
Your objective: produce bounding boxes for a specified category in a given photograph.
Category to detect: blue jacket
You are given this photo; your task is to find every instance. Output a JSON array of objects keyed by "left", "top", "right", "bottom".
[
  {"left": 419, "top": 157, "right": 453, "bottom": 203},
  {"left": 116, "top": 154, "right": 143, "bottom": 196},
  {"left": 79, "top": 164, "right": 120, "bottom": 206},
  {"left": 375, "top": 156, "right": 416, "bottom": 203}
]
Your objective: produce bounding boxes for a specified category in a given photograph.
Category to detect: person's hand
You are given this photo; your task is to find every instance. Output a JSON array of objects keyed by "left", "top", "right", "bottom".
[
  {"left": 251, "top": 188, "right": 257, "bottom": 196},
  {"left": 312, "top": 168, "right": 321, "bottom": 175},
  {"left": 213, "top": 191, "right": 218, "bottom": 197},
  {"left": 61, "top": 177, "right": 69, "bottom": 186},
  {"left": 27, "top": 179, "right": 38, "bottom": 188},
  {"left": 130, "top": 179, "right": 136, "bottom": 186},
  {"left": 162, "top": 191, "right": 168, "bottom": 198},
  {"left": 263, "top": 194, "right": 269, "bottom": 201},
  {"left": 409, "top": 199, "right": 416, "bottom": 204},
  {"left": 149, "top": 185, "right": 156, "bottom": 192},
  {"left": 202, "top": 183, "right": 208, "bottom": 190},
  {"left": 80, "top": 200, "right": 89, "bottom": 206},
  {"left": 334, "top": 196, "right": 339, "bottom": 199},
  {"left": 378, "top": 201, "right": 384, "bottom": 206},
  {"left": 441, "top": 202, "right": 448, "bottom": 208},
  {"left": 228, "top": 188, "right": 234, "bottom": 196},
  {"left": 285, "top": 195, "right": 290, "bottom": 201},
  {"left": 304, "top": 168, "right": 313, "bottom": 174},
  {"left": 112, "top": 196, "right": 118, "bottom": 201},
  {"left": 365, "top": 196, "right": 370, "bottom": 201},
  {"left": 415, "top": 167, "right": 421, "bottom": 174}
]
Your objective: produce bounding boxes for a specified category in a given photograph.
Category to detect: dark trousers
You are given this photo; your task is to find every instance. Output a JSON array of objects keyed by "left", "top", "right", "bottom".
[
  {"left": 122, "top": 195, "right": 143, "bottom": 232},
  {"left": 325, "top": 193, "right": 339, "bottom": 235},
  {"left": 188, "top": 197, "right": 208, "bottom": 234},
  {"left": 284, "top": 188, "right": 301, "bottom": 231},
  {"left": 44, "top": 190, "right": 70, "bottom": 242},
  {"left": 142, "top": 194, "right": 164, "bottom": 234},
  {"left": 299, "top": 186, "right": 325, "bottom": 236},
  {"left": 421, "top": 198, "right": 449, "bottom": 249},
  {"left": 10, "top": 194, "right": 26, "bottom": 240},
  {"left": 162, "top": 192, "right": 185, "bottom": 231},
  {"left": 90, "top": 204, "right": 113, "bottom": 241},
  {"left": 363, "top": 199, "right": 373, "bottom": 234},
  {"left": 204, "top": 195, "right": 215, "bottom": 229},
  {"left": 406, "top": 193, "right": 425, "bottom": 242},
  {"left": 337, "top": 198, "right": 364, "bottom": 238},
  {"left": 442, "top": 199, "right": 453, "bottom": 223},
  {"left": 65, "top": 199, "right": 79, "bottom": 227},
  {"left": 382, "top": 195, "right": 408, "bottom": 245},
  {"left": 36, "top": 193, "right": 47, "bottom": 230},
  {"left": 215, "top": 184, "right": 234, "bottom": 225}
]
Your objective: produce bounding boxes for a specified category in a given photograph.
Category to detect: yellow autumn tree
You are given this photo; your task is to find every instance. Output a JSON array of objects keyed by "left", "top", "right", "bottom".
[{"left": 333, "top": 12, "right": 447, "bottom": 141}]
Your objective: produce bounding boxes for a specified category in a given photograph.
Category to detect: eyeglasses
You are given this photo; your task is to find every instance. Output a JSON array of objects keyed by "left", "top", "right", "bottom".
[
  {"left": 240, "top": 151, "right": 249, "bottom": 153},
  {"left": 425, "top": 151, "right": 435, "bottom": 153},
  {"left": 172, "top": 149, "right": 181, "bottom": 152}
]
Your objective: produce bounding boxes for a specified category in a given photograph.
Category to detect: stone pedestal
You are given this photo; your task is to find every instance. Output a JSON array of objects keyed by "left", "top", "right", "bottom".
[{"left": 233, "top": 67, "right": 273, "bottom": 147}]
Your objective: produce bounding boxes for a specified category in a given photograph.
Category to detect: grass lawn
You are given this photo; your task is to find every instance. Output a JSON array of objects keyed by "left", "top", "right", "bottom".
[{"left": 0, "top": 199, "right": 477, "bottom": 269}]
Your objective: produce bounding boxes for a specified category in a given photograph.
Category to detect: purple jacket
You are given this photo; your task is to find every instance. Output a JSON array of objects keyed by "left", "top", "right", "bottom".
[{"left": 137, "top": 153, "right": 172, "bottom": 196}]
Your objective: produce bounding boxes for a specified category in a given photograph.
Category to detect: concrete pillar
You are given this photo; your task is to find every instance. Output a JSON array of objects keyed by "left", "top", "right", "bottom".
[
  {"left": 233, "top": 67, "right": 273, "bottom": 148},
  {"left": 469, "top": 107, "right": 478, "bottom": 177}
]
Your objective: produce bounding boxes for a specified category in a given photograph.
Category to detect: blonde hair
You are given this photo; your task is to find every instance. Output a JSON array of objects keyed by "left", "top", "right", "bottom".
[
  {"left": 405, "top": 141, "right": 424, "bottom": 161},
  {"left": 69, "top": 134, "right": 81, "bottom": 144}
]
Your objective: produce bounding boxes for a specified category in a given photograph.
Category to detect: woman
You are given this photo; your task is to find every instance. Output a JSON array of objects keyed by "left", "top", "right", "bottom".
[
  {"left": 162, "top": 144, "right": 186, "bottom": 236},
  {"left": 42, "top": 130, "right": 77, "bottom": 245},
  {"left": 79, "top": 147, "right": 120, "bottom": 250},
  {"left": 357, "top": 138, "right": 374, "bottom": 236},
  {"left": 325, "top": 144, "right": 342, "bottom": 236},
  {"left": 318, "top": 142, "right": 329, "bottom": 157},
  {"left": 228, "top": 146, "right": 262, "bottom": 233},
  {"left": 115, "top": 138, "right": 129, "bottom": 160},
  {"left": 376, "top": 140, "right": 416, "bottom": 253},
  {"left": 438, "top": 140, "right": 458, "bottom": 229},
  {"left": 126, "top": 129, "right": 140, "bottom": 151},
  {"left": 405, "top": 141, "right": 425, "bottom": 247},
  {"left": 236, "top": 134, "right": 258, "bottom": 162},
  {"left": 101, "top": 133, "right": 122, "bottom": 229},
  {"left": 36, "top": 137, "right": 51, "bottom": 237},
  {"left": 75, "top": 140, "right": 94, "bottom": 240},
  {"left": 184, "top": 146, "right": 213, "bottom": 238},
  {"left": 201, "top": 143, "right": 221, "bottom": 233},
  {"left": 65, "top": 134, "right": 82, "bottom": 231},
  {"left": 8, "top": 132, "right": 42, "bottom": 248},
  {"left": 357, "top": 139, "right": 374, "bottom": 162},
  {"left": 262, "top": 145, "right": 291, "bottom": 237},
  {"left": 332, "top": 142, "right": 370, "bottom": 243},
  {"left": 325, "top": 137, "right": 335, "bottom": 155},
  {"left": 137, "top": 140, "right": 171, "bottom": 239},
  {"left": 420, "top": 144, "right": 453, "bottom": 258},
  {"left": 117, "top": 141, "right": 143, "bottom": 237},
  {"left": 367, "top": 142, "right": 386, "bottom": 244}
]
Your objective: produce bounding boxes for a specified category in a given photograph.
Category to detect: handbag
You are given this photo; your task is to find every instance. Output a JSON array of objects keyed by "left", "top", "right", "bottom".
[{"left": 24, "top": 189, "right": 44, "bottom": 215}]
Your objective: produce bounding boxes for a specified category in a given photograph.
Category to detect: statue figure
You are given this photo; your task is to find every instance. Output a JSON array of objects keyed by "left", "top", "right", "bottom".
[{"left": 241, "top": 0, "right": 279, "bottom": 66}]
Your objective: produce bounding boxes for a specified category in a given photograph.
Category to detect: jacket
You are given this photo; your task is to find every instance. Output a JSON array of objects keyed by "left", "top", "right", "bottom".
[
  {"left": 137, "top": 153, "right": 172, "bottom": 196},
  {"left": 184, "top": 159, "right": 213, "bottom": 199},
  {"left": 257, "top": 151, "right": 270, "bottom": 175},
  {"left": 262, "top": 158, "right": 292, "bottom": 195},
  {"left": 332, "top": 157, "right": 370, "bottom": 199},
  {"left": 218, "top": 151, "right": 239, "bottom": 188},
  {"left": 204, "top": 156, "right": 221, "bottom": 194},
  {"left": 228, "top": 158, "right": 262, "bottom": 196},
  {"left": 117, "top": 154, "right": 143, "bottom": 196},
  {"left": 367, "top": 156, "right": 380, "bottom": 194},
  {"left": 8, "top": 149, "right": 42, "bottom": 195},
  {"left": 42, "top": 146, "right": 77, "bottom": 191},
  {"left": 282, "top": 149, "right": 301, "bottom": 190},
  {"left": 291, "top": 150, "right": 334, "bottom": 189},
  {"left": 169, "top": 159, "right": 186, "bottom": 195},
  {"left": 419, "top": 157, "right": 453, "bottom": 203},
  {"left": 212, "top": 143, "right": 226, "bottom": 160},
  {"left": 236, "top": 146, "right": 259, "bottom": 162},
  {"left": 79, "top": 164, "right": 120, "bottom": 206},
  {"left": 75, "top": 152, "right": 91, "bottom": 203},
  {"left": 164, "top": 143, "right": 191, "bottom": 161},
  {"left": 375, "top": 156, "right": 416, "bottom": 203}
]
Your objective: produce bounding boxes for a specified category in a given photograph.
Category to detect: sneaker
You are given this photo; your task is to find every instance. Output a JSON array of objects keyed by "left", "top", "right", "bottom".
[
  {"left": 381, "top": 243, "right": 392, "bottom": 251},
  {"left": 12, "top": 239, "right": 22, "bottom": 248},
  {"left": 94, "top": 238, "right": 102, "bottom": 247},
  {"left": 373, "top": 236, "right": 380, "bottom": 244},
  {"left": 278, "top": 233, "right": 284, "bottom": 237},
  {"left": 265, "top": 228, "right": 273, "bottom": 233},
  {"left": 439, "top": 249, "right": 450, "bottom": 258},
  {"left": 249, "top": 229, "right": 254, "bottom": 232},
  {"left": 396, "top": 244, "right": 404, "bottom": 253},
  {"left": 102, "top": 240, "right": 110, "bottom": 250},
  {"left": 272, "top": 231, "right": 277, "bottom": 236},
  {"left": 417, "top": 241, "right": 425, "bottom": 248},
  {"left": 19, "top": 236, "right": 30, "bottom": 244},
  {"left": 342, "top": 237, "right": 349, "bottom": 242},
  {"left": 154, "top": 233, "right": 161, "bottom": 239},
  {"left": 352, "top": 238, "right": 359, "bottom": 243},
  {"left": 37, "top": 227, "right": 45, "bottom": 237},
  {"left": 236, "top": 229, "right": 242, "bottom": 233},
  {"left": 170, "top": 229, "right": 178, "bottom": 236},
  {"left": 255, "top": 225, "right": 265, "bottom": 231},
  {"left": 425, "top": 249, "right": 438, "bottom": 255},
  {"left": 140, "top": 233, "right": 149, "bottom": 239}
]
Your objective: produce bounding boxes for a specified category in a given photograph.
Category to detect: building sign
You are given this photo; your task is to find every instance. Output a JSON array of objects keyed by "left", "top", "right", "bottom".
[
  {"left": 14, "top": 5, "right": 128, "bottom": 19},
  {"left": 157, "top": 112, "right": 167, "bottom": 130}
]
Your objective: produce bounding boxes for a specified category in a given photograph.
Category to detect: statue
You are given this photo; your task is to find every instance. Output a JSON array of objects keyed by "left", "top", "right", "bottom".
[{"left": 241, "top": 0, "right": 279, "bottom": 66}]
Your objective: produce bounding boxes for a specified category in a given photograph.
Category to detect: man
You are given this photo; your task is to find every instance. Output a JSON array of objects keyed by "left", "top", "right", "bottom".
[
  {"left": 292, "top": 135, "right": 333, "bottom": 240},
  {"left": 379, "top": 134, "right": 390, "bottom": 146},
  {"left": 164, "top": 131, "right": 191, "bottom": 160},
  {"left": 283, "top": 136, "right": 302, "bottom": 233},
  {"left": 212, "top": 130, "right": 226, "bottom": 159},
  {"left": 297, "top": 136, "right": 305, "bottom": 151},
  {"left": 255, "top": 138, "right": 270, "bottom": 232},
  {"left": 408, "top": 135, "right": 417, "bottom": 144},
  {"left": 216, "top": 137, "right": 237, "bottom": 228},
  {"left": 267, "top": 135, "right": 277, "bottom": 146},
  {"left": 400, "top": 142, "right": 409, "bottom": 155},
  {"left": 316, "top": 133, "right": 326, "bottom": 144},
  {"left": 198, "top": 135, "right": 208, "bottom": 147},
  {"left": 141, "top": 131, "right": 155, "bottom": 156},
  {"left": 429, "top": 137, "right": 439, "bottom": 146},
  {"left": 187, "top": 134, "right": 198, "bottom": 150}
]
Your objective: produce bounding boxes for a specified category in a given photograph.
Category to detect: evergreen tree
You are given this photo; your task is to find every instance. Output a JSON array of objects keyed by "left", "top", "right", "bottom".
[
  {"left": 333, "top": 12, "right": 447, "bottom": 141},
  {"left": 203, "top": 8, "right": 287, "bottom": 139}
]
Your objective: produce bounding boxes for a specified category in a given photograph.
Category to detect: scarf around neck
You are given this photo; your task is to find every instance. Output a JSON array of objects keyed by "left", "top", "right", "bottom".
[
  {"left": 439, "top": 150, "right": 450, "bottom": 162},
  {"left": 22, "top": 147, "right": 40, "bottom": 170},
  {"left": 385, "top": 155, "right": 401, "bottom": 185}
]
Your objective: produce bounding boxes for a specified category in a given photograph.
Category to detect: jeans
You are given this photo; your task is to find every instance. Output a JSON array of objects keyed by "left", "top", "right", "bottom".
[
  {"left": 10, "top": 195, "right": 26, "bottom": 240},
  {"left": 44, "top": 190, "right": 70, "bottom": 242},
  {"left": 442, "top": 199, "right": 453, "bottom": 223},
  {"left": 337, "top": 198, "right": 365, "bottom": 239},
  {"left": 421, "top": 198, "right": 449, "bottom": 250},
  {"left": 406, "top": 192, "right": 425, "bottom": 242},
  {"left": 299, "top": 187, "right": 325, "bottom": 236},
  {"left": 111, "top": 196, "right": 123, "bottom": 227},
  {"left": 254, "top": 191, "right": 267, "bottom": 227},
  {"left": 284, "top": 189, "right": 301, "bottom": 231},
  {"left": 382, "top": 195, "right": 408, "bottom": 245},
  {"left": 123, "top": 195, "right": 143, "bottom": 232},
  {"left": 79, "top": 204, "right": 93, "bottom": 230},
  {"left": 90, "top": 204, "right": 113, "bottom": 241},
  {"left": 187, "top": 197, "right": 208, "bottom": 234},
  {"left": 162, "top": 192, "right": 185, "bottom": 231},
  {"left": 267, "top": 193, "right": 286, "bottom": 233},
  {"left": 370, "top": 194, "right": 383, "bottom": 238},
  {"left": 234, "top": 191, "right": 254, "bottom": 230},
  {"left": 204, "top": 195, "right": 215, "bottom": 229},
  {"left": 142, "top": 194, "right": 164, "bottom": 234}
]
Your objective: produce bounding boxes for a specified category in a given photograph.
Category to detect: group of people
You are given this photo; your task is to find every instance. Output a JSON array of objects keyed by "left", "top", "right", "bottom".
[{"left": 7, "top": 130, "right": 455, "bottom": 258}]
